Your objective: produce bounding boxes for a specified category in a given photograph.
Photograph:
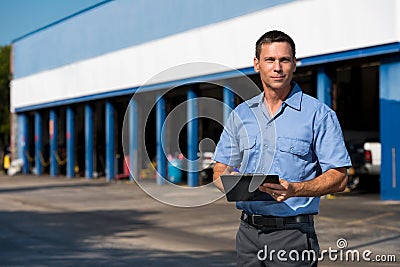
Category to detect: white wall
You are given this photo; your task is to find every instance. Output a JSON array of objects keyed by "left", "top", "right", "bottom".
[{"left": 11, "top": 0, "right": 400, "bottom": 111}]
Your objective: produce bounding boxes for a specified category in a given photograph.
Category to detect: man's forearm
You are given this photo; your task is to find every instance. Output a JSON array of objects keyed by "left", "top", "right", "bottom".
[
  {"left": 259, "top": 167, "right": 348, "bottom": 202},
  {"left": 292, "top": 168, "right": 348, "bottom": 197}
]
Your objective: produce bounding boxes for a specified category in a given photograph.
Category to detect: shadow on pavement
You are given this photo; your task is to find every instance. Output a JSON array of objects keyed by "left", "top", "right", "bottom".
[{"left": 0, "top": 208, "right": 236, "bottom": 267}]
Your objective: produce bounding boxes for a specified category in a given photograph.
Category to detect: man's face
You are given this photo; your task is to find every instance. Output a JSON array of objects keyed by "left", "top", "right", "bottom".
[{"left": 254, "top": 42, "right": 296, "bottom": 92}]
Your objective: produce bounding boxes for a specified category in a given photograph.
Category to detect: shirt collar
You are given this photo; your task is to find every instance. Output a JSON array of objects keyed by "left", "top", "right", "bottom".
[
  {"left": 283, "top": 82, "right": 302, "bottom": 111},
  {"left": 248, "top": 82, "right": 303, "bottom": 111}
]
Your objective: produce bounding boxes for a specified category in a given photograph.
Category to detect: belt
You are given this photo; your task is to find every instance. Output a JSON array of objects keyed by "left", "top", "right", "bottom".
[{"left": 241, "top": 211, "right": 314, "bottom": 228}]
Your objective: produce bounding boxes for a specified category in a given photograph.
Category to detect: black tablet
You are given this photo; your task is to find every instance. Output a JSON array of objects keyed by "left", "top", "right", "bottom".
[{"left": 220, "top": 174, "right": 279, "bottom": 202}]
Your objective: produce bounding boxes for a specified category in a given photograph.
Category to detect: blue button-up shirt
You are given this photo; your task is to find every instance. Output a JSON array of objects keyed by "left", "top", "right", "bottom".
[{"left": 214, "top": 82, "right": 351, "bottom": 216}]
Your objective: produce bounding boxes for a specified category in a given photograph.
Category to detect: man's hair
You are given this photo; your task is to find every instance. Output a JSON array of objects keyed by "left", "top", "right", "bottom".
[{"left": 255, "top": 30, "right": 296, "bottom": 59}]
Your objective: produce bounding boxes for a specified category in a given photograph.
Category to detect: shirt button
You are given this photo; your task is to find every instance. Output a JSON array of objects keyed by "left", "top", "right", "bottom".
[{"left": 290, "top": 147, "right": 294, "bottom": 152}]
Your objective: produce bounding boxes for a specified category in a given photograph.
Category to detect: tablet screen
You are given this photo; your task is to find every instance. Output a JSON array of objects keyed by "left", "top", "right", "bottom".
[{"left": 220, "top": 174, "right": 279, "bottom": 202}]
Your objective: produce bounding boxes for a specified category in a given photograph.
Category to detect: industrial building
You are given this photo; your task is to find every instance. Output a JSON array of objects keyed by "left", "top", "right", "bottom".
[{"left": 10, "top": 0, "right": 400, "bottom": 200}]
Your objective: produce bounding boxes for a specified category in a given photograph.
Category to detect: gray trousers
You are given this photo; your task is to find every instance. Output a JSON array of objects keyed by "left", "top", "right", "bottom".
[{"left": 236, "top": 220, "right": 319, "bottom": 267}]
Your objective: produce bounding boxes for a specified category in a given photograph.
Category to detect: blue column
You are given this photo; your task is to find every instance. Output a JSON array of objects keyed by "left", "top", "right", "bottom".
[
  {"left": 223, "top": 86, "right": 235, "bottom": 124},
  {"left": 105, "top": 101, "right": 115, "bottom": 182},
  {"left": 85, "top": 104, "right": 94, "bottom": 179},
  {"left": 380, "top": 56, "right": 400, "bottom": 200},
  {"left": 49, "top": 109, "right": 58, "bottom": 176},
  {"left": 317, "top": 66, "right": 332, "bottom": 107},
  {"left": 66, "top": 107, "right": 75, "bottom": 178},
  {"left": 34, "top": 112, "right": 42, "bottom": 176},
  {"left": 18, "top": 114, "right": 29, "bottom": 174},
  {"left": 156, "top": 94, "right": 166, "bottom": 185},
  {"left": 129, "top": 99, "right": 138, "bottom": 180},
  {"left": 187, "top": 89, "right": 198, "bottom": 187}
]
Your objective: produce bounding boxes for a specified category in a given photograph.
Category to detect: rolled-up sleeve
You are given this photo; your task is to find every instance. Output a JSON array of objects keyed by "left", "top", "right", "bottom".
[
  {"left": 213, "top": 111, "right": 241, "bottom": 167},
  {"left": 313, "top": 110, "right": 352, "bottom": 173}
]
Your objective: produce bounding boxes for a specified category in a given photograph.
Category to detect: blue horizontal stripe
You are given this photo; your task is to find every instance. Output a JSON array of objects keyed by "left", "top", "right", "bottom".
[
  {"left": 297, "top": 42, "right": 400, "bottom": 66},
  {"left": 14, "top": 67, "right": 256, "bottom": 113}
]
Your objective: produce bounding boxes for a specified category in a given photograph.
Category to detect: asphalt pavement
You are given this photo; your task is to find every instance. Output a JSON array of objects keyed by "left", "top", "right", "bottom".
[{"left": 0, "top": 174, "right": 399, "bottom": 267}]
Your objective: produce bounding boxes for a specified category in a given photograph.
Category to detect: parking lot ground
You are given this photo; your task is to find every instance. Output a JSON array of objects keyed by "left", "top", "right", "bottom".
[{"left": 0, "top": 174, "right": 399, "bottom": 266}]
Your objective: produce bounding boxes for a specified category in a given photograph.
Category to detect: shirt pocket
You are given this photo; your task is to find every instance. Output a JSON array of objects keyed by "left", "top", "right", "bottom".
[
  {"left": 277, "top": 137, "right": 311, "bottom": 181},
  {"left": 239, "top": 136, "right": 258, "bottom": 172}
]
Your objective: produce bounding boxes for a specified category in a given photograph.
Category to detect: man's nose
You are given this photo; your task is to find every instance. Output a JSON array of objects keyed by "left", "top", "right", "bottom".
[{"left": 273, "top": 60, "right": 282, "bottom": 71}]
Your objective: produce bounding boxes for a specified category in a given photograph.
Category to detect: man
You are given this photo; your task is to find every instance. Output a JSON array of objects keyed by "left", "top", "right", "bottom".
[{"left": 213, "top": 30, "right": 351, "bottom": 266}]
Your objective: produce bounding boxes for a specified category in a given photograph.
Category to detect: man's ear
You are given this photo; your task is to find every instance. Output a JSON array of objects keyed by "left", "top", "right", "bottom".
[
  {"left": 254, "top": 57, "right": 259, "bottom": 73},
  {"left": 293, "top": 57, "right": 297, "bottom": 72}
]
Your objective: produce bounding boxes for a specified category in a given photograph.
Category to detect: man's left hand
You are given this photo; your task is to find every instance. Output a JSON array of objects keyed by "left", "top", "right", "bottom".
[{"left": 259, "top": 179, "right": 297, "bottom": 202}]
